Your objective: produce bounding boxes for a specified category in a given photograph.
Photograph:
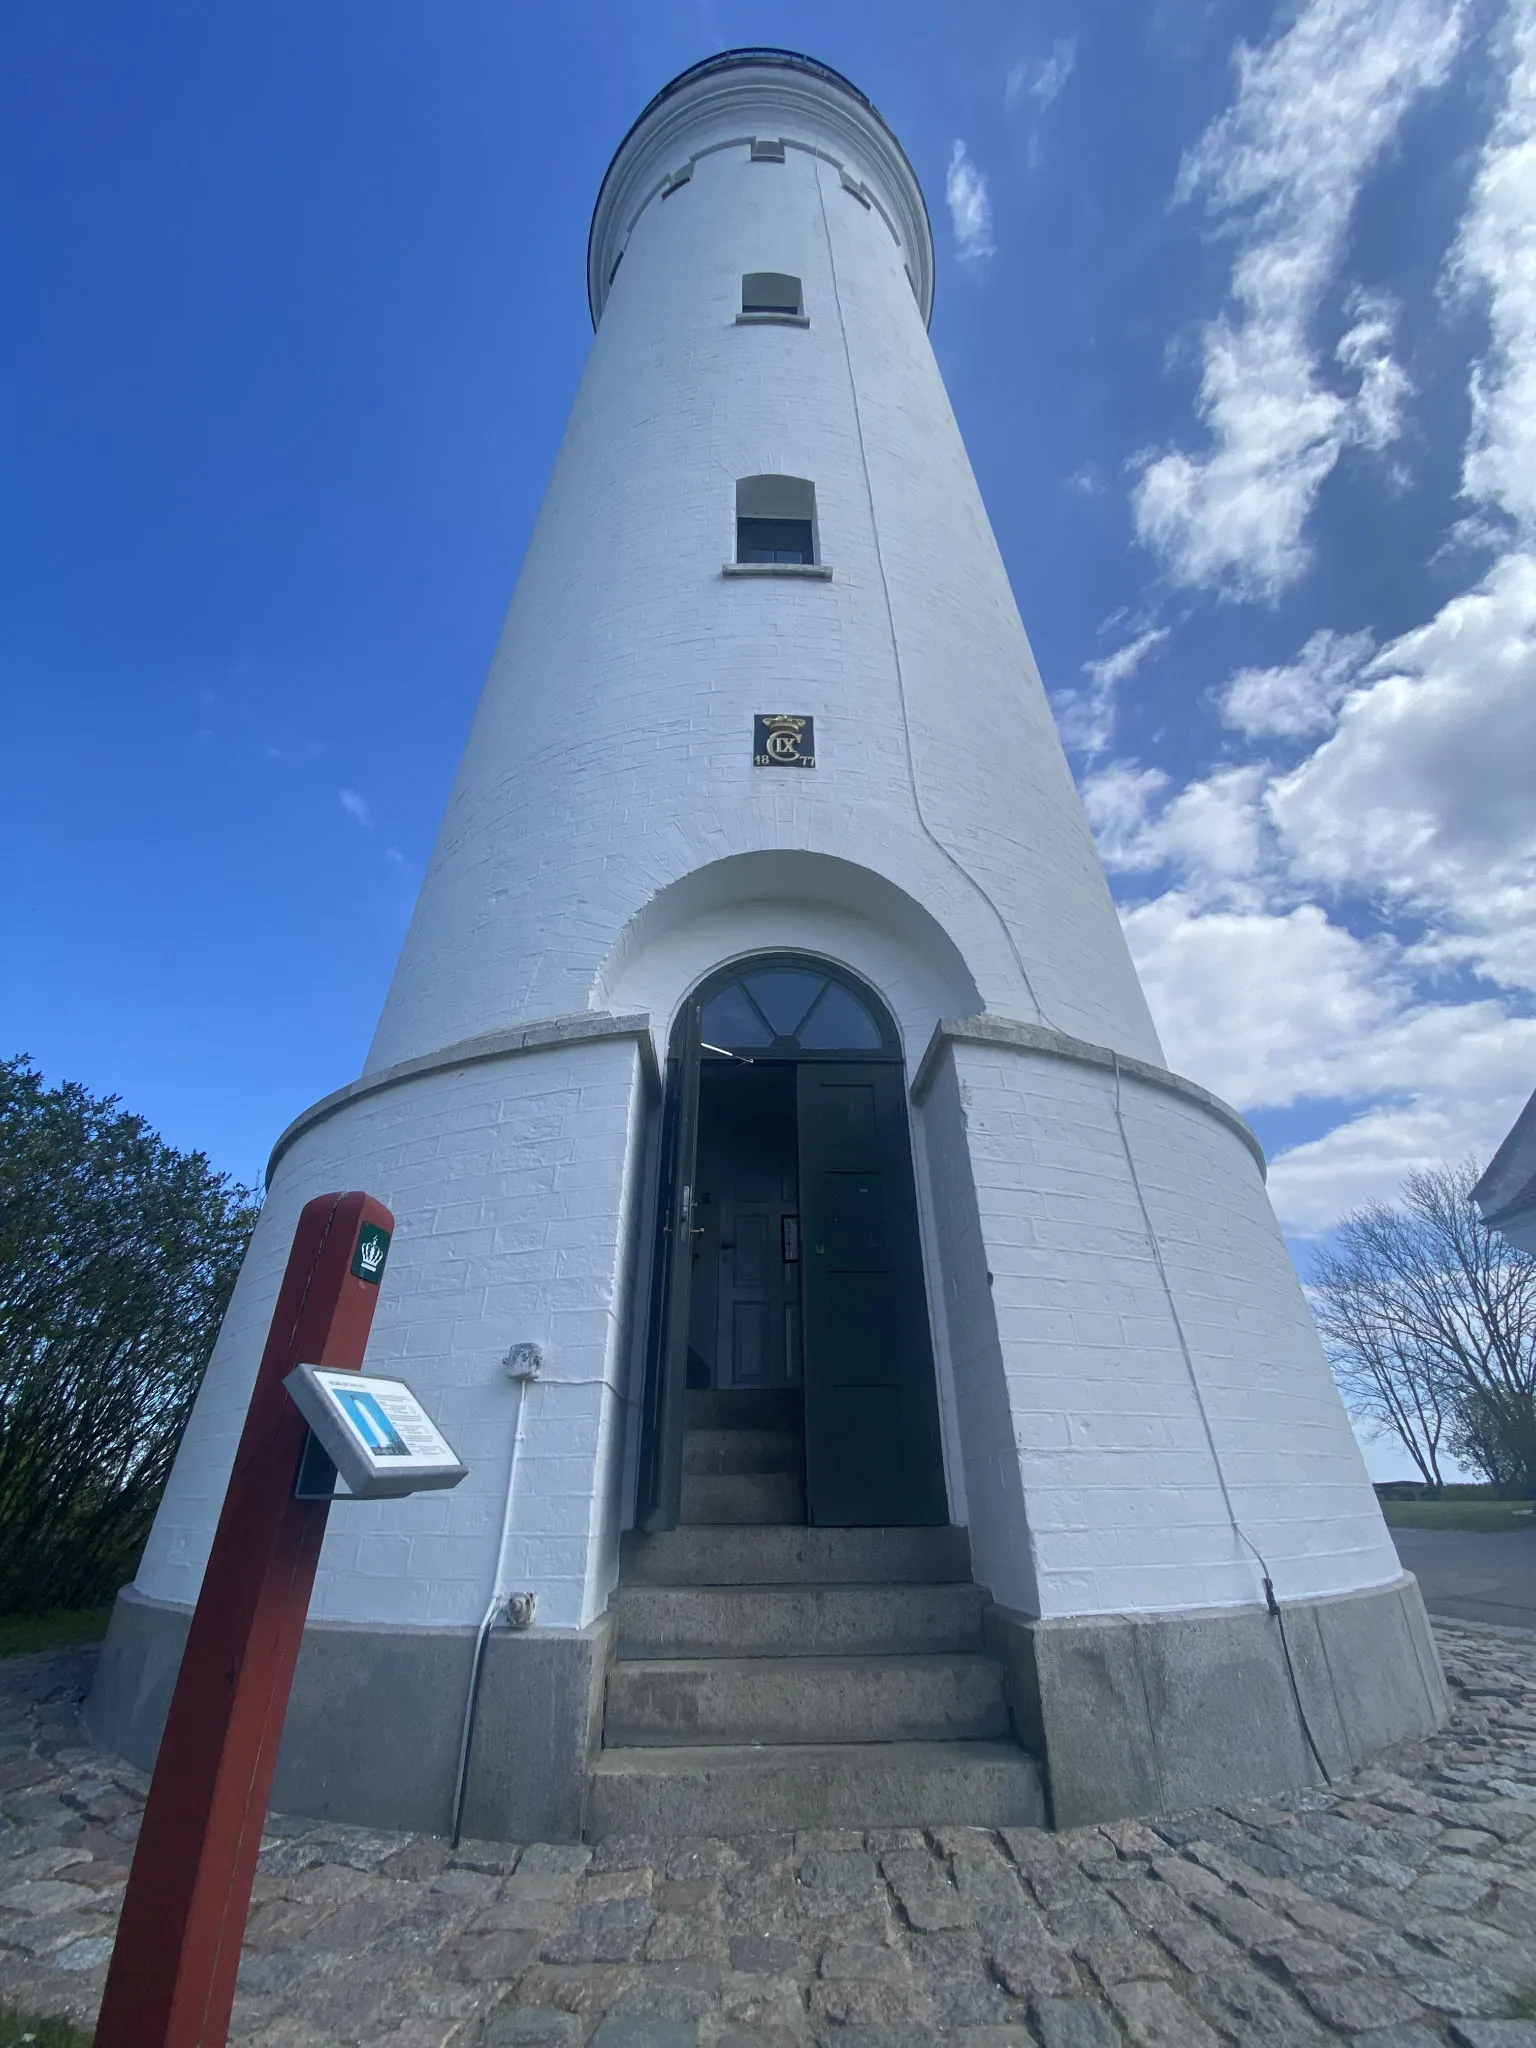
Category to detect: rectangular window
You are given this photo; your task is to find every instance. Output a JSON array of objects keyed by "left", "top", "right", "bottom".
[
  {"left": 731, "top": 476, "right": 820, "bottom": 574},
  {"left": 741, "top": 271, "right": 803, "bottom": 317},
  {"left": 737, "top": 517, "right": 814, "bottom": 566}
]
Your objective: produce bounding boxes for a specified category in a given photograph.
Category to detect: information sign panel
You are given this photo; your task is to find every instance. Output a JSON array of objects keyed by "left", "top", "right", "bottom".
[{"left": 284, "top": 1363, "right": 467, "bottom": 1498}]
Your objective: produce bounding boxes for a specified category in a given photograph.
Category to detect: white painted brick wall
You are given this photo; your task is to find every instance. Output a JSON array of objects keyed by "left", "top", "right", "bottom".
[
  {"left": 926, "top": 1040, "right": 1401, "bottom": 1618},
  {"left": 365, "top": 124, "right": 1163, "bottom": 1076},
  {"left": 136, "top": 1039, "right": 647, "bottom": 1631},
  {"left": 602, "top": 876, "right": 978, "bottom": 1074},
  {"left": 138, "top": 64, "right": 1403, "bottom": 1647}
]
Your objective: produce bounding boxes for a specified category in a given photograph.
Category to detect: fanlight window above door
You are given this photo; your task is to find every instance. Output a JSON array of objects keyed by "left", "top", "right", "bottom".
[{"left": 699, "top": 966, "right": 887, "bottom": 1054}]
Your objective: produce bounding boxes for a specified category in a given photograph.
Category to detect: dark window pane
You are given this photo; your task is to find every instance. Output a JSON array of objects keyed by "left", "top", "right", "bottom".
[
  {"left": 701, "top": 984, "right": 772, "bottom": 1048},
  {"left": 796, "top": 982, "right": 883, "bottom": 1049},
  {"left": 737, "top": 517, "right": 813, "bottom": 565},
  {"left": 742, "top": 270, "right": 801, "bottom": 314},
  {"left": 743, "top": 970, "right": 827, "bottom": 1038}
]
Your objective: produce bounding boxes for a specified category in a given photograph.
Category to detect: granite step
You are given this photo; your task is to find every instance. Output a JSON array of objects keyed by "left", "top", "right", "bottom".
[
  {"left": 587, "top": 1739, "right": 1046, "bottom": 1838},
  {"left": 678, "top": 1472, "right": 805, "bottom": 1526},
  {"left": 611, "top": 1580, "right": 987, "bottom": 1660},
  {"left": 618, "top": 1523, "right": 972, "bottom": 1587},
  {"left": 682, "top": 1427, "right": 803, "bottom": 1477},
  {"left": 604, "top": 1651, "right": 1010, "bottom": 1747},
  {"left": 683, "top": 1389, "right": 803, "bottom": 1432}
]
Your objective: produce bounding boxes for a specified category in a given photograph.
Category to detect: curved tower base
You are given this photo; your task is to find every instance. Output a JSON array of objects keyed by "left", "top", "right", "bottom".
[
  {"left": 88, "top": 1559, "right": 1443, "bottom": 1843},
  {"left": 88, "top": 1586, "right": 615, "bottom": 1844},
  {"left": 988, "top": 1574, "right": 1445, "bottom": 1832}
]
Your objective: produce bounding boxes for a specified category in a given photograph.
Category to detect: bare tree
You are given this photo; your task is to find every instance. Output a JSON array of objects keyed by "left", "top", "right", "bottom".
[
  {"left": 1311, "top": 1161, "right": 1536, "bottom": 1494},
  {"left": 1312, "top": 1215, "right": 1454, "bottom": 1491}
]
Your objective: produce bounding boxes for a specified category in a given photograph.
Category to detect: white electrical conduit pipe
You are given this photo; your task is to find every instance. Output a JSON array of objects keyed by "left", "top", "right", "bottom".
[
  {"left": 449, "top": 1371, "right": 532, "bottom": 1847},
  {"left": 448, "top": 1367, "right": 624, "bottom": 1846}
]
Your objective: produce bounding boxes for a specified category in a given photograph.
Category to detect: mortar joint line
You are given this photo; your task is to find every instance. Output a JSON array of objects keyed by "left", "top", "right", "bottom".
[
  {"left": 813, "top": 161, "right": 1048, "bottom": 1031},
  {"left": 1110, "top": 1051, "right": 1334, "bottom": 1784}
]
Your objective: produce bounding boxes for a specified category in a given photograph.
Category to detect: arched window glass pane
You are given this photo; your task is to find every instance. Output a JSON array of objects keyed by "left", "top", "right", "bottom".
[
  {"left": 742, "top": 970, "right": 826, "bottom": 1038},
  {"left": 796, "top": 981, "right": 882, "bottom": 1049},
  {"left": 701, "top": 983, "right": 772, "bottom": 1048}
]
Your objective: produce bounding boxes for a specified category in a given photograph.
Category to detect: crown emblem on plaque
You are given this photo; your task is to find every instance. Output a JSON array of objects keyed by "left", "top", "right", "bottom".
[
  {"left": 753, "top": 714, "right": 816, "bottom": 768},
  {"left": 351, "top": 1223, "right": 391, "bottom": 1284}
]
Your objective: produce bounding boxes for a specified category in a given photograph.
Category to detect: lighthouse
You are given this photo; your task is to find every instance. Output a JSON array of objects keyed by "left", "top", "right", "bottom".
[{"left": 91, "top": 49, "right": 1445, "bottom": 1840}]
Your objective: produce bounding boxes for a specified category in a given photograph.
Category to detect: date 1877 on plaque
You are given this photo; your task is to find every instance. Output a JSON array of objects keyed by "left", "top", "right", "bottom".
[{"left": 753, "top": 714, "right": 815, "bottom": 769}]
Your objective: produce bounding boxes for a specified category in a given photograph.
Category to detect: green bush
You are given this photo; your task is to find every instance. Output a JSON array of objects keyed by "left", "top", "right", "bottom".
[{"left": 0, "top": 1056, "right": 259, "bottom": 1613}]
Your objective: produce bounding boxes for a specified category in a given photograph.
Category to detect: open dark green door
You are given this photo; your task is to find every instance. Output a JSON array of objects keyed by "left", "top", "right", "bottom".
[
  {"left": 634, "top": 1019, "right": 702, "bottom": 1532},
  {"left": 797, "top": 1063, "right": 947, "bottom": 1525}
]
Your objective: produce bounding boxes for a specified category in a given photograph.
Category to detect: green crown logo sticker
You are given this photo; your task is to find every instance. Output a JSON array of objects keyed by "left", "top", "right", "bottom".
[{"left": 351, "top": 1222, "right": 391, "bottom": 1285}]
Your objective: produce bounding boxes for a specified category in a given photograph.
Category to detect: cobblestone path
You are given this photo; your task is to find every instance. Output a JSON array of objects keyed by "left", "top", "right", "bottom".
[{"left": 5, "top": 1625, "right": 1536, "bottom": 2045}]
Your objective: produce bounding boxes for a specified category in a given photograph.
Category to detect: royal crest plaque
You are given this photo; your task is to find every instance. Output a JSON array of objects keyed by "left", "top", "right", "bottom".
[{"left": 753, "top": 714, "right": 815, "bottom": 768}]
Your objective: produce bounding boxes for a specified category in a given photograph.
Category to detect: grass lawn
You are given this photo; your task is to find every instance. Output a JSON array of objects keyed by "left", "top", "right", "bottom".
[
  {"left": 1380, "top": 1498, "right": 1536, "bottom": 1532},
  {"left": 0, "top": 1607, "right": 112, "bottom": 1659},
  {"left": 0, "top": 2008, "right": 92, "bottom": 2046}
]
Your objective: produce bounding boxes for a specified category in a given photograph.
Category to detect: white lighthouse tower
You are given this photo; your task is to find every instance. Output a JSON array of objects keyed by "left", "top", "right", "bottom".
[{"left": 92, "top": 49, "right": 1445, "bottom": 1839}]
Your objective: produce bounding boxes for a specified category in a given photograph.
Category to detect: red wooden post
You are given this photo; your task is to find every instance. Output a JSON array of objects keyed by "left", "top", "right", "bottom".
[{"left": 96, "top": 1189, "right": 395, "bottom": 2048}]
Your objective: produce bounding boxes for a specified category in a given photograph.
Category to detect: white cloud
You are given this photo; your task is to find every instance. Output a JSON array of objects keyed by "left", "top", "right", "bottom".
[
  {"left": 1336, "top": 288, "right": 1413, "bottom": 452},
  {"left": 1076, "top": 1, "right": 1536, "bottom": 1238},
  {"left": 1247, "top": 0, "right": 1536, "bottom": 997},
  {"left": 1006, "top": 39, "right": 1077, "bottom": 112},
  {"left": 1090, "top": 561, "right": 1536, "bottom": 1217},
  {"left": 1118, "top": 890, "right": 1536, "bottom": 1231},
  {"left": 1095, "top": 540, "right": 1536, "bottom": 980},
  {"left": 1086, "top": 762, "right": 1269, "bottom": 899},
  {"left": 1089, "top": 555, "right": 1536, "bottom": 1224},
  {"left": 1267, "top": 552, "right": 1536, "bottom": 992},
  {"left": 1054, "top": 624, "right": 1171, "bottom": 755},
  {"left": 1267, "top": 1094, "right": 1523, "bottom": 1232},
  {"left": 1122, "top": 893, "right": 1399, "bottom": 1110},
  {"left": 946, "top": 141, "right": 995, "bottom": 264},
  {"left": 1090, "top": 549, "right": 1536, "bottom": 1222},
  {"left": 1133, "top": 0, "right": 1465, "bottom": 598},
  {"left": 1220, "top": 627, "right": 1374, "bottom": 737},
  {"left": 339, "top": 787, "right": 373, "bottom": 830},
  {"left": 1456, "top": 0, "right": 1536, "bottom": 526},
  {"left": 1084, "top": 625, "right": 1171, "bottom": 693},
  {"left": 1081, "top": 762, "right": 1170, "bottom": 861}
]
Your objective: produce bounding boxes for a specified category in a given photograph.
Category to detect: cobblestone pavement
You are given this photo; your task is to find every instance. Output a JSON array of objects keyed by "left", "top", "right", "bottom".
[{"left": 6, "top": 1628, "right": 1536, "bottom": 2045}]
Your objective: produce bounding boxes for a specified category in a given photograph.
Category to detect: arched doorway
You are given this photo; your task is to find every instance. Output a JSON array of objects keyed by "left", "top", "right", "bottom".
[{"left": 636, "top": 955, "right": 948, "bottom": 1531}]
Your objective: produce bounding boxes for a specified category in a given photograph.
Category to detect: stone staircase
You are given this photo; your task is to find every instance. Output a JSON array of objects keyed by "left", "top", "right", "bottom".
[
  {"left": 588, "top": 1459, "right": 1047, "bottom": 1836},
  {"left": 679, "top": 1388, "right": 805, "bottom": 1526}
]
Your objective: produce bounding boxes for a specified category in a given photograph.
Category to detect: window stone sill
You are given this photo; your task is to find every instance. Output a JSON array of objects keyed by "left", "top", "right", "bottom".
[
  {"left": 735, "top": 311, "right": 810, "bottom": 327},
  {"left": 721, "top": 562, "right": 834, "bottom": 580}
]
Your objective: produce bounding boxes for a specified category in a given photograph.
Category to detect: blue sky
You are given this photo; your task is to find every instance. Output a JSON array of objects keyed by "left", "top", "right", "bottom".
[{"left": 4, "top": 4, "right": 1533, "bottom": 1294}]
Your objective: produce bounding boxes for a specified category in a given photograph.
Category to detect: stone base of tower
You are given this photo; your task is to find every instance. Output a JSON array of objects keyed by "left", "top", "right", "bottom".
[
  {"left": 985, "top": 1571, "right": 1447, "bottom": 1831},
  {"left": 88, "top": 1568, "right": 1446, "bottom": 1843},
  {"left": 86, "top": 1585, "right": 615, "bottom": 1844}
]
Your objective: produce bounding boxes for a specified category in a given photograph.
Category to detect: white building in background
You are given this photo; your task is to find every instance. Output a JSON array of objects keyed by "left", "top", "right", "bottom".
[
  {"left": 91, "top": 49, "right": 1444, "bottom": 1840},
  {"left": 1476, "top": 1089, "right": 1536, "bottom": 1255}
]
